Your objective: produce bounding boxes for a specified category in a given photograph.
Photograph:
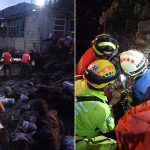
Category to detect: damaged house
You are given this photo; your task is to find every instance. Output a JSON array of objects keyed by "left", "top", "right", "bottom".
[
  {"left": 0, "top": 1, "right": 74, "bottom": 53},
  {"left": 0, "top": 1, "right": 74, "bottom": 149}
]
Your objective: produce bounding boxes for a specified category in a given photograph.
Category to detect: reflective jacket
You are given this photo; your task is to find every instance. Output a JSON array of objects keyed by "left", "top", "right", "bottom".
[
  {"left": 21, "top": 53, "right": 30, "bottom": 64},
  {"left": 76, "top": 79, "right": 115, "bottom": 139},
  {"left": 2, "top": 52, "right": 12, "bottom": 64},
  {"left": 76, "top": 47, "right": 97, "bottom": 75},
  {"left": 132, "top": 69, "right": 150, "bottom": 104}
]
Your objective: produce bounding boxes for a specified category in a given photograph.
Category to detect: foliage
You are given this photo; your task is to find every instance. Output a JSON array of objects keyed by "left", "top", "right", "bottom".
[{"left": 111, "top": 0, "right": 145, "bottom": 35}]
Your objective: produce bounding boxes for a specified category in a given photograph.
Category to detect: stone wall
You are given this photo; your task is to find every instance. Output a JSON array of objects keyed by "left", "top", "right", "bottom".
[
  {"left": 0, "top": 13, "right": 40, "bottom": 53},
  {"left": 24, "top": 13, "right": 40, "bottom": 52},
  {"left": 0, "top": 37, "right": 25, "bottom": 51},
  {"left": 137, "top": 2, "right": 150, "bottom": 57}
]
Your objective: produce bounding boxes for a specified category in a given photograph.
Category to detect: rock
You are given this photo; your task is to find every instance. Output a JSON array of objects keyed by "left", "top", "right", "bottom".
[
  {"left": 142, "top": 2, "right": 150, "bottom": 18},
  {"left": 19, "top": 94, "right": 28, "bottom": 103},
  {"left": 138, "top": 20, "right": 150, "bottom": 33},
  {"left": 146, "top": 34, "right": 150, "bottom": 40},
  {"left": 135, "top": 33, "right": 147, "bottom": 48},
  {"left": 0, "top": 96, "right": 15, "bottom": 106},
  {"left": 0, "top": 45, "right": 74, "bottom": 146},
  {"left": 62, "top": 81, "right": 74, "bottom": 95},
  {"left": 63, "top": 135, "right": 74, "bottom": 150},
  {"left": 4, "top": 86, "right": 13, "bottom": 98},
  {"left": 22, "top": 121, "right": 37, "bottom": 133}
]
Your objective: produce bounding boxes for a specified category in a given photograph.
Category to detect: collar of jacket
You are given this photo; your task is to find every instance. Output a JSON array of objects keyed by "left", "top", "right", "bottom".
[{"left": 76, "top": 79, "right": 108, "bottom": 103}]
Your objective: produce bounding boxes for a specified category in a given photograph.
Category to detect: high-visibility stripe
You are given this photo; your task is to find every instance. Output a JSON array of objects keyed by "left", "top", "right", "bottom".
[
  {"left": 91, "top": 34, "right": 110, "bottom": 44},
  {"left": 98, "top": 42, "right": 116, "bottom": 49},
  {"left": 93, "top": 45, "right": 103, "bottom": 56}
]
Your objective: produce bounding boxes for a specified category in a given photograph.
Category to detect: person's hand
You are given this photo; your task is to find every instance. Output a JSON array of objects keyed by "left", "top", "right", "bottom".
[{"left": 109, "top": 90, "right": 122, "bottom": 106}]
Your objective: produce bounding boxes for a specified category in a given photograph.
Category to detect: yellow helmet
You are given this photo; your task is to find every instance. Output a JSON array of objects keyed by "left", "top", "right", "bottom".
[{"left": 83, "top": 59, "right": 119, "bottom": 89}]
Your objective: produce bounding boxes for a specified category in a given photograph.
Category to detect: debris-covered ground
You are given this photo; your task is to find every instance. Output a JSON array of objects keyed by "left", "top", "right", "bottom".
[{"left": 0, "top": 48, "right": 74, "bottom": 150}]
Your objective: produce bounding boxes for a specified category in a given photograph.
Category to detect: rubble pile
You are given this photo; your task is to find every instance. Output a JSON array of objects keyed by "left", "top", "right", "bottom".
[{"left": 0, "top": 49, "right": 74, "bottom": 150}]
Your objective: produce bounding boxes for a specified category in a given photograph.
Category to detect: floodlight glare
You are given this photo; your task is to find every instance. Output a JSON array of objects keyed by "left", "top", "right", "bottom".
[{"left": 36, "top": 0, "right": 44, "bottom": 6}]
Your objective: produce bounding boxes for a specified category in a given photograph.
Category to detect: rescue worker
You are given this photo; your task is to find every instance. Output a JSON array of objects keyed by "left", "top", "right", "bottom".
[
  {"left": 20, "top": 51, "right": 32, "bottom": 78},
  {"left": 120, "top": 49, "right": 150, "bottom": 105},
  {"left": 76, "top": 59, "right": 119, "bottom": 150},
  {"left": 76, "top": 34, "right": 119, "bottom": 75},
  {"left": 115, "top": 49, "right": 150, "bottom": 149},
  {"left": 2, "top": 50, "right": 12, "bottom": 78},
  {"left": 115, "top": 98, "right": 150, "bottom": 150}
]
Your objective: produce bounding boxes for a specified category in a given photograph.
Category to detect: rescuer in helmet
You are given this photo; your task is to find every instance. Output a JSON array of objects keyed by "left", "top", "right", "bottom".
[
  {"left": 76, "top": 34, "right": 119, "bottom": 75},
  {"left": 76, "top": 59, "right": 119, "bottom": 150}
]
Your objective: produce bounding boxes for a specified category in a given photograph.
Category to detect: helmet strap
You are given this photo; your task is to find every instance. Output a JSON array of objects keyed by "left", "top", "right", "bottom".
[
  {"left": 87, "top": 82, "right": 103, "bottom": 91},
  {"left": 133, "top": 68, "right": 148, "bottom": 80}
]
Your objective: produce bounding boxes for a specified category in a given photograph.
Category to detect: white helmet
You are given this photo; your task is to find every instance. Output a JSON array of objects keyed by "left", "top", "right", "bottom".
[{"left": 120, "top": 49, "right": 148, "bottom": 77}]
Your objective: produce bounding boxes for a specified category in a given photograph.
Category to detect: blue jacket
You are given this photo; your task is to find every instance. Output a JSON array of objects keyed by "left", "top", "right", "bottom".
[{"left": 132, "top": 69, "right": 150, "bottom": 103}]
